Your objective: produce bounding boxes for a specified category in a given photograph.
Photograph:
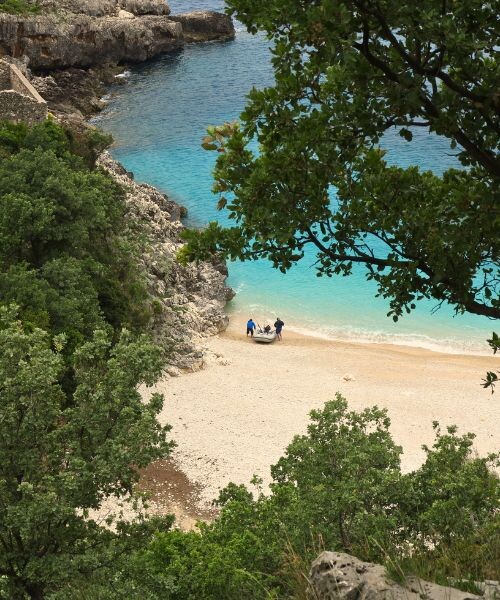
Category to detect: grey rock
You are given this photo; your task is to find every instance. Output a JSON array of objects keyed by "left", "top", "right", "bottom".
[
  {"left": 38, "top": 0, "right": 170, "bottom": 17},
  {"left": 32, "top": 67, "right": 107, "bottom": 116},
  {"left": 39, "top": 0, "right": 119, "bottom": 17},
  {"left": 169, "top": 10, "right": 235, "bottom": 42},
  {"left": 98, "top": 152, "right": 233, "bottom": 374},
  {"left": 0, "top": 6, "right": 233, "bottom": 72},
  {"left": 0, "top": 13, "right": 183, "bottom": 70},
  {"left": 120, "top": 0, "right": 170, "bottom": 16},
  {"left": 309, "top": 552, "right": 481, "bottom": 600}
]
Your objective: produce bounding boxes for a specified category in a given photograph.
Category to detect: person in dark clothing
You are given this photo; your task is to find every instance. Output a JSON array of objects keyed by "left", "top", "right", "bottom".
[
  {"left": 246, "top": 318, "right": 256, "bottom": 337},
  {"left": 274, "top": 317, "right": 284, "bottom": 341}
]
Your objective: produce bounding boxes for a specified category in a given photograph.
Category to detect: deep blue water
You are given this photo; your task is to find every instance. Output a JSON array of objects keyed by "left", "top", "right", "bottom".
[{"left": 94, "top": 0, "right": 492, "bottom": 353}]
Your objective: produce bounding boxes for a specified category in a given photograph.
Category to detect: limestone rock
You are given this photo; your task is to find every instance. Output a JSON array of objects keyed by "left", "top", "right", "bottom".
[
  {"left": 120, "top": 0, "right": 170, "bottom": 16},
  {"left": 0, "top": 8, "right": 234, "bottom": 71},
  {"left": 0, "top": 13, "right": 183, "bottom": 70},
  {"left": 31, "top": 66, "right": 123, "bottom": 118},
  {"left": 309, "top": 552, "right": 480, "bottom": 600},
  {"left": 169, "top": 11, "right": 236, "bottom": 42},
  {"left": 38, "top": 0, "right": 170, "bottom": 17},
  {"left": 39, "top": 0, "right": 119, "bottom": 17},
  {"left": 98, "top": 152, "right": 233, "bottom": 374},
  {"left": 118, "top": 9, "right": 135, "bottom": 19}
]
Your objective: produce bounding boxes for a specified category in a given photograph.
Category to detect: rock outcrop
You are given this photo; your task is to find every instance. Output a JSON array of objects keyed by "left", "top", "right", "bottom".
[
  {"left": 0, "top": 13, "right": 183, "bottom": 70},
  {"left": 169, "top": 11, "right": 237, "bottom": 43},
  {"left": 38, "top": 0, "right": 119, "bottom": 17},
  {"left": 309, "top": 552, "right": 481, "bottom": 600},
  {"left": 120, "top": 0, "right": 170, "bottom": 15},
  {"left": 39, "top": 0, "right": 169, "bottom": 16},
  {"left": 98, "top": 152, "right": 234, "bottom": 374},
  {"left": 0, "top": 1, "right": 234, "bottom": 71}
]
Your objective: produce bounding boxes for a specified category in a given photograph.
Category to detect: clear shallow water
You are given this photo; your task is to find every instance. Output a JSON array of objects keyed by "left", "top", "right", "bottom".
[{"left": 94, "top": 0, "right": 492, "bottom": 354}]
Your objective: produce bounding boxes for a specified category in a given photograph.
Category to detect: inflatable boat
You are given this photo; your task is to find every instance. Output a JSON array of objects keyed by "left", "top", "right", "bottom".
[{"left": 253, "top": 328, "right": 276, "bottom": 343}]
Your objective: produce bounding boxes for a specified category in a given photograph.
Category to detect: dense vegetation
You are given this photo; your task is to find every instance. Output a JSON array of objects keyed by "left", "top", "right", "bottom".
[
  {"left": 0, "top": 7, "right": 499, "bottom": 589},
  {"left": 0, "top": 121, "right": 173, "bottom": 599},
  {"left": 0, "top": 121, "right": 150, "bottom": 356},
  {"left": 182, "top": 0, "right": 499, "bottom": 370},
  {"left": 0, "top": 0, "right": 40, "bottom": 15}
]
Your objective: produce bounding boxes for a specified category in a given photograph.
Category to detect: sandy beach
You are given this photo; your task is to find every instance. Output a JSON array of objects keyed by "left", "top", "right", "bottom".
[{"left": 148, "top": 317, "right": 499, "bottom": 518}]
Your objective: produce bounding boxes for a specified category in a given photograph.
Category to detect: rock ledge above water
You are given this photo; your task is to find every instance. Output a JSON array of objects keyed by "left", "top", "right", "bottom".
[{"left": 0, "top": 1, "right": 235, "bottom": 71}]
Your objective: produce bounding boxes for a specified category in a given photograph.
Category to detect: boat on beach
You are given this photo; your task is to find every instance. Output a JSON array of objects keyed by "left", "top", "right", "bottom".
[{"left": 253, "top": 328, "right": 277, "bottom": 343}]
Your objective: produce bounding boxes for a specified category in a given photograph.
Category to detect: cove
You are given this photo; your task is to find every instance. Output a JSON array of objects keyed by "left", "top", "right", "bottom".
[{"left": 95, "top": 0, "right": 492, "bottom": 354}]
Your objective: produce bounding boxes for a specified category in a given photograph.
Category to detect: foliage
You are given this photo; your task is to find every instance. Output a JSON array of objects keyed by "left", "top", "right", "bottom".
[
  {"left": 0, "top": 0, "right": 40, "bottom": 15},
  {"left": 483, "top": 332, "right": 499, "bottom": 391},
  {"left": 0, "top": 121, "right": 150, "bottom": 352},
  {"left": 0, "top": 307, "right": 173, "bottom": 599},
  {"left": 183, "top": 0, "right": 499, "bottom": 327},
  {"left": 122, "top": 396, "right": 499, "bottom": 599}
]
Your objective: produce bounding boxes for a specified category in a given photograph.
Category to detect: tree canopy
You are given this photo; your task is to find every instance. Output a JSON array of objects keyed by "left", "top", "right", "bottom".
[
  {"left": 0, "top": 307, "right": 172, "bottom": 599},
  {"left": 0, "top": 120, "right": 150, "bottom": 353},
  {"left": 0, "top": 121, "right": 173, "bottom": 598},
  {"left": 183, "top": 0, "right": 499, "bottom": 326}
]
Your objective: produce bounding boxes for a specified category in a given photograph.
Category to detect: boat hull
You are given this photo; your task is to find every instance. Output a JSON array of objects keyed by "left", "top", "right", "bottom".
[{"left": 253, "top": 331, "right": 276, "bottom": 343}]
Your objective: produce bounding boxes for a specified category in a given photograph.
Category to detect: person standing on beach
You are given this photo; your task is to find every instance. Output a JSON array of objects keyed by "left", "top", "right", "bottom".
[
  {"left": 246, "top": 318, "right": 256, "bottom": 337},
  {"left": 274, "top": 317, "right": 284, "bottom": 341}
]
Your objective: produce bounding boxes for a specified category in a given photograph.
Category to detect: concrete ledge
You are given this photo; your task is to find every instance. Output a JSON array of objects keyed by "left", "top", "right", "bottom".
[{"left": 0, "top": 59, "right": 47, "bottom": 123}]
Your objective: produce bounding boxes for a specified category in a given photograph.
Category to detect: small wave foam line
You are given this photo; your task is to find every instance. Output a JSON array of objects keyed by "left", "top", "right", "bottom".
[{"left": 286, "top": 324, "right": 491, "bottom": 356}]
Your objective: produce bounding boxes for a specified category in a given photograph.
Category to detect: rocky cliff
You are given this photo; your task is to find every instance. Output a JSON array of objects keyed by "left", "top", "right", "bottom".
[
  {"left": 98, "top": 153, "right": 234, "bottom": 375},
  {"left": 0, "top": 1, "right": 234, "bottom": 71}
]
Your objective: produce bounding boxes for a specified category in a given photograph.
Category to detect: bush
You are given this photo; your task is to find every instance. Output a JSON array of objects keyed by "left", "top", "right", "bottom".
[
  {"left": 0, "top": 0, "right": 40, "bottom": 15},
  {"left": 126, "top": 396, "right": 499, "bottom": 599}
]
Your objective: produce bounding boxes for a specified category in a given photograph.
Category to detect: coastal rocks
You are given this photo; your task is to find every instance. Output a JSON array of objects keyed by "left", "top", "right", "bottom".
[
  {"left": 0, "top": 13, "right": 184, "bottom": 70},
  {"left": 38, "top": 0, "right": 119, "bottom": 17},
  {"left": 120, "top": 0, "right": 170, "bottom": 16},
  {"left": 169, "top": 11, "right": 236, "bottom": 43},
  {"left": 309, "top": 552, "right": 480, "bottom": 600},
  {"left": 31, "top": 64, "right": 134, "bottom": 118},
  {"left": 98, "top": 152, "right": 233, "bottom": 373},
  {"left": 118, "top": 10, "right": 135, "bottom": 19},
  {"left": 38, "top": 0, "right": 169, "bottom": 17},
  {"left": 0, "top": 6, "right": 234, "bottom": 71}
]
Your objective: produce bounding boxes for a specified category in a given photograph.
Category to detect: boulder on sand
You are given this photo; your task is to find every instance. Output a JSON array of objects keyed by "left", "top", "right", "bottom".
[{"left": 309, "top": 552, "right": 480, "bottom": 600}]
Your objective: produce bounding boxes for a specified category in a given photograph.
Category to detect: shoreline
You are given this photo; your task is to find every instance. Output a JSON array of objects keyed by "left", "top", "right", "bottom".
[{"left": 226, "top": 307, "right": 493, "bottom": 357}]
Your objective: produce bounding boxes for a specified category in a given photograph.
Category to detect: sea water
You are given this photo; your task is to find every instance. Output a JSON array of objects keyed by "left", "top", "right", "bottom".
[{"left": 94, "top": 0, "right": 493, "bottom": 354}]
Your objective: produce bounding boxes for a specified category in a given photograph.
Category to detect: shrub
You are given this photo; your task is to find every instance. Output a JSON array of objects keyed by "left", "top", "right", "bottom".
[{"left": 127, "top": 396, "right": 499, "bottom": 599}]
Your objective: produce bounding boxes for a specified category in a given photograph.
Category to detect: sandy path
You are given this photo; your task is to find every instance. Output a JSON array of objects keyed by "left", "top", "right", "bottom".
[{"left": 152, "top": 320, "right": 500, "bottom": 506}]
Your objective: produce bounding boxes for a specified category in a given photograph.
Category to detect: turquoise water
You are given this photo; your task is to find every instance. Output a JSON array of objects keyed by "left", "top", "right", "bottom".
[{"left": 94, "top": 0, "right": 492, "bottom": 354}]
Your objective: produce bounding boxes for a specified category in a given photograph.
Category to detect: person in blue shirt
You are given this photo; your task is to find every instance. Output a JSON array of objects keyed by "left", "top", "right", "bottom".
[{"left": 246, "top": 318, "right": 256, "bottom": 337}]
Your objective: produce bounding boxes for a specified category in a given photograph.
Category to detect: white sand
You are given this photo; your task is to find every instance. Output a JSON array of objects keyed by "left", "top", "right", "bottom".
[{"left": 153, "top": 319, "right": 500, "bottom": 506}]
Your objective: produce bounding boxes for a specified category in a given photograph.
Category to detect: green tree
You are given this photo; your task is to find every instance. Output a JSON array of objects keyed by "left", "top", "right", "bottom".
[
  {"left": 0, "top": 306, "right": 173, "bottom": 599},
  {"left": 0, "top": 121, "right": 150, "bottom": 349},
  {"left": 183, "top": 0, "right": 499, "bottom": 325}
]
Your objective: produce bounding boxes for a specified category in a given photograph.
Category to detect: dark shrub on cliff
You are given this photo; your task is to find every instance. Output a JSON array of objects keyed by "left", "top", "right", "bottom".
[
  {"left": 0, "top": 307, "right": 173, "bottom": 600},
  {"left": 0, "top": 120, "right": 175, "bottom": 599},
  {"left": 0, "top": 0, "right": 40, "bottom": 15}
]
